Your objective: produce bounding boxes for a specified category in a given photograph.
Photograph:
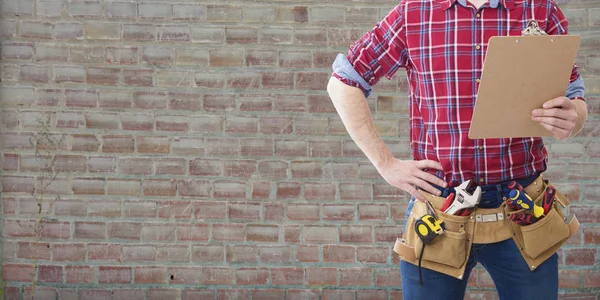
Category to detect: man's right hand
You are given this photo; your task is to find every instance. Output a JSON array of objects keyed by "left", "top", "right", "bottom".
[{"left": 376, "top": 158, "right": 447, "bottom": 202}]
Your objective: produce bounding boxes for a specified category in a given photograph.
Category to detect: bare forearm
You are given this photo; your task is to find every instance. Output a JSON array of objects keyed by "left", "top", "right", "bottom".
[{"left": 327, "top": 77, "right": 394, "bottom": 169}]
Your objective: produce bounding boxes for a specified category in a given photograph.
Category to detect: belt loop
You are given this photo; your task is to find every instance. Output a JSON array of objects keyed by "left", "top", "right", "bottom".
[{"left": 496, "top": 184, "right": 502, "bottom": 204}]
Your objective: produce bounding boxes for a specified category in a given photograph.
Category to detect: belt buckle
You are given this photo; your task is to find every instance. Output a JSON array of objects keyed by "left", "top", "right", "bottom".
[{"left": 475, "top": 213, "right": 504, "bottom": 223}]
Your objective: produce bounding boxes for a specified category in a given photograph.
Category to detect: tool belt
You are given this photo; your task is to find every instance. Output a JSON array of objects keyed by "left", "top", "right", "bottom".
[{"left": 393, "top": 175, "right": 580, "bottom": 279}]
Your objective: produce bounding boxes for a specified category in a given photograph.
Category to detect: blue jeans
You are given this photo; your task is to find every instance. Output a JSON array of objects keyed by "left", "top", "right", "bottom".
[{"left": 400, "top": 175, "right": 559, "bottom": 300}]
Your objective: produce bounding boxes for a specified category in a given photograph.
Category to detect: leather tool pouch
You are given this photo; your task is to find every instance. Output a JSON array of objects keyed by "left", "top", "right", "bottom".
[
  {"left": 393, "top": 175, "right": 580, "bottom": 278},
  {"left": 509, "top": 178, "right": 580, "bottom": 271}
]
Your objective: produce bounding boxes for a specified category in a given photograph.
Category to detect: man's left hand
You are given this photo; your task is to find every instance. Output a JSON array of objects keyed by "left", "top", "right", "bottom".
[{"left": 531, "top": 96, "right": 578, "bottom": 140}]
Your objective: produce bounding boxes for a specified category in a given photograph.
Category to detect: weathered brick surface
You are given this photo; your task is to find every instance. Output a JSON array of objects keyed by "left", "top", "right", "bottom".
[{"left": 0, "top": 0, "right": 599, "bottom": 297}]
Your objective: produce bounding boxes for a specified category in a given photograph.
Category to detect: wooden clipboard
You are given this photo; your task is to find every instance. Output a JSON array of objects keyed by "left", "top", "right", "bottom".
[{"left": 468, "top": 34, "right": 580, "bottom": 139}]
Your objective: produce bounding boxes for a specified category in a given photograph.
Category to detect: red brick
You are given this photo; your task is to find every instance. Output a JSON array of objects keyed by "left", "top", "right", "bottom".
[
  {"left": 226, "top": 27, "right": 258, "bottom": 44},
  {"left": 570, "top": 206, "right": 600, "bottom": 223},
  {"left": 102, "top": 135, "right": 134, "bottom": 153},
  {"left": 192, "top": 244, "right": 224, "bottom": 263},
  {"left": 313, "top": 51, "right": 338, "bottom": 69},
  {"left": 1, "top": 133, "right": 34, "bottom": 150},
  {"left": 17, "top": 241, "right": 51, "bottom": 260},
  {"left": 155, "top": 158, "right": 186, "bottom": 175},
  {"left": 72, "top": 178, "right": 105, "bottom": 195},
  {"left": 340, "top": 225, "right": 372, "bottom": 243},
  {"left": 149, "top": 289, "right": 180, "bottom": 300},
  {"left": 86, "top": 112, "right": 120, "bottom": 129},
  {"left": 239, "top": 94, "right": 274, "bottom": 111},
  {"left": 176, "top": 224, "right": 209, "bottom": 241},
  {"left": 72, "top": 134, "right": 100, "bottom": 152},
  {"left": 141, "top": 223, "right": 175, "bottom": 241},
  {"left": 565, "top": 248, "right": 597, "bottom": 266},
  {"left": 98, "top": 91, "right": 131, "bottom": 109},
  {"left": 203, "top": 93, "right": 236, "bottom": 112},
  {"left": 359, "top": 204, "right": 389, "bottom": 220},
  {"left": 119, "top": 158, "right": 152, "bottom": 175},
  {"left": 123, "top": 24, "right": 155, "bottom": 41},
  {"left": 88, "top": 243, "right": 121, "bottom": 261},
  {"left": 3, "top": 153, "right": 18, "bottom": 171},
  {"left": 252, "top": 289, "right": 285, "bottom": 300},
  {"left": 285, "top": 225, "right": 301, "bottom": 243},
  {"left": 196, "top": 202, "right": 227, "bottom": 219},
  {"left": 158, "top": 25, "right": 189, "bottom": 41},
  {"left": 217, "top": 289, "right": 250, "bottom": 300},
  {"left": 38, "top": 265, "right": 63, "bottom": 283},
  {"left": 340, "top": 267, "right": 372, "bottom": 286},
  {"left": 246, "top": 224, "right": 279, "bottom": 242},
  {"left": 135, "top": 267, "right": 166, "bottom": 284},
  {"left": 246, "top": 50, "right": 277, "bottom": 66},
  {"left": 260, "top": 28, "right": 293, "bottom": 44},
  {"left": 202, "top": 267, "right": 235, "bottom": 285},
  {"left": 260, "top": 246, "right": 292, "bottom": 263},
  {"left": 123, "top": 69, "right": 154, "bottom": 87},
  {"left": 214, "top": 180, "right": 247, "bottom": 199},
  {"left": 3, "top": 263, "right": 35, "bottom": 281},
  {"left": 214, "top": 224, "right": 245, "bottom": 242},
  {"left": 340, "top": 182, "right": 373, "bottom": 201},
  {"left": 259, "top": 116, "right": 294, "bottom": 134},
  {"left": 86, "top": 67, "right": 119, "bottom": 85},
  {"left": 20, "top": 64, "right": 51, "bottom": 83},
  {"left": 74, "top": 221, "right": 106, "bottom": 239},
  {"left": 65, "top": 266, "right": 95, "bottom": 283},
  {"left": 375, "top": 268, "right": 402, "bottom": 287},
  {"left": 105, "top": 46, "right": 138, "bottom": 64},
  {"left": 40, "top": 221, "right": 71, "bottom": 239},
  {"left": 57, "top": 111, "right": 85, "bottom": 128},
  {"left": 584, "top": 227, "right": 600, "bottom": 244},
  {"left": 297, "top": 245, "right": 319, "bottom": 262},
  {"left": 374, "top": 226, "right": 403, "bottom": 243},
  {"left": 144, "top": 180, "right": 176, "bottom": 197},
  {"left": 263, "top": 202, "right": 283, "bottom": 219},
  {"left": 209, "top": 49, "right": 243, "bottom": 67},
  {"left": 357, "top": 246, "right": 389, "bottom": 264},
  {"left": 304, "top": 226, "right": 338, "bottom": 243},
  {"left": 108, "top": 222, "right": 140, "bottom": 240},
  {"left": 276, "top": 182, "right": 302, "bottom": 199},
  {"left": 173, "top": 4, "right": 205, "bottom": 20},
  {"left": 178, "top": 179, "right": 211, "bottom": 197},
  {"left": 107, "top": 179, "right": 141, "bottom": 196},
  {"left": 287, "top": 203, "right": 320, "bottom": 221},
  {"left": 229, "top": 202, "right": 260, "bottom": 220},
  {"left": 324, "top": 245, "right": 355, "bottom": 263},
  {"left": 306, "top": 267, "right": 337, "bottom": 285},
  {"left": 137, "top": 136, "right": 170, "bottom": 154},
  {"left": 323, "top": 204, "right": 355, "bottom": 221},
  {"left": 167, "top": 267, "right": 202, "bottom": 284},
  {"left": 262, "top": 72, "right": 294, "bottom": 89},
  {"left": 275, "top": 140, "right": 307, "bottom": 157},
  {"left": 559, "top": 269, "right": 582, "bottom": 289},
  {"left": 2, "top": 176, "right": 34, "bottom": 193},
  {"left": 295, "top": 28, "right": 327, "bottom": 45},
  {"left": 3, "top": 286, "right": 19, "bottom": 300},
  {"left": 88, "top": 200, "right": 120, "bottom": 217},
  {"left": 23, "top": 287, "right": 57, "bottom": 300},
  {"left": 207, "top": 5, "right": 242, "bottom": 21},
  {"left": 122, "top": 245, "right": 155, "bottom": 262},
  {"left": 121, "top": 113, "right": 154, "bottom": 131},
  {"left": 237, "top": 268, "right": 269, "bottom": 285},
  {"left": 241, "top": 138, "right": 273, "bottom": 156},
  {"left": 156, "top": 245, "right": 189, "bottom": 262},
  {"left": 156, "top": 115, "right": 189, "bottom": 132},
  {"left": 65, "top": 89, "right": 97, "bottom": 108}
]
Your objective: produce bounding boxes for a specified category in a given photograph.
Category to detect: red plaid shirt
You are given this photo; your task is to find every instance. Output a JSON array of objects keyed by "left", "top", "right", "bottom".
[{"left": 333, "top": 0, "right": 584, "bottom": 186}]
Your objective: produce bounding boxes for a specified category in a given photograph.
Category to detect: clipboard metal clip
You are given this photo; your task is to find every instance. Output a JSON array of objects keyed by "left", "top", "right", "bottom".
[{"left": 521, "top": 20, "right": 547, "bottom": 36}]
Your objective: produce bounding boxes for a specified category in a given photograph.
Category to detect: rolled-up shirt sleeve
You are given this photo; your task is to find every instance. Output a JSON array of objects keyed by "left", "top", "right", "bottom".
[{"left": 331, "top": 3, "right": 410, "bottom": 98}]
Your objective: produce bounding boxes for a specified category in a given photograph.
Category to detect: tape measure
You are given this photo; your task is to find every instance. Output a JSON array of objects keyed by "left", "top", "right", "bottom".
[{"left": 415, "top": 215, "right": 444, "bottom": 244}]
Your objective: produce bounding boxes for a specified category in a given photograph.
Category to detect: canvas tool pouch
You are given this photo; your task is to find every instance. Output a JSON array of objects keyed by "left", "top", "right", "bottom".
[{"left": 393, "top": 175, "right": 580, "bottom": 279}]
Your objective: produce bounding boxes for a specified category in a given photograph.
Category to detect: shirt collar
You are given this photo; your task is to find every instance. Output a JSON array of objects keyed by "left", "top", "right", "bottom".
[{"left": 442, "top": 0, "right": 515, "bottom": 10}]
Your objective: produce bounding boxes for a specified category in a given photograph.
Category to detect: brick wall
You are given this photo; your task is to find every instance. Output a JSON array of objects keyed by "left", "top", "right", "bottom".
[{"left": 0, "top": 0, "right": 598, "bottom": 299}]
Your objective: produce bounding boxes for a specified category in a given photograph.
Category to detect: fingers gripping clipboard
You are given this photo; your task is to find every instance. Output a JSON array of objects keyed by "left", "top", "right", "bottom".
[{"left": 468, "top": 27, "right": 581, "bottom": 139}]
